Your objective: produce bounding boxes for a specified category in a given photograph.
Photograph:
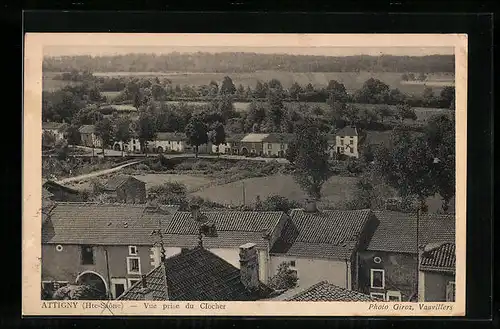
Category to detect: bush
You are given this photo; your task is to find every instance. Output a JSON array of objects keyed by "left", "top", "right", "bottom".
[
  {"left": 136, "top": 163, "right": 150, "bottom": 171},
  {"left": 346, "top": 158, "right": 364, "bottom": 175},
  {"left": 260, "top": 195, "right": 301, "bottom": 213}
]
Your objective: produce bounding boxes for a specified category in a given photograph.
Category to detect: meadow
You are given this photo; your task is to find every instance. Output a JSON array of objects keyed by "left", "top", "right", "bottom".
[{"left": 43, "top": 70, "right": 454, "bottom": 95}]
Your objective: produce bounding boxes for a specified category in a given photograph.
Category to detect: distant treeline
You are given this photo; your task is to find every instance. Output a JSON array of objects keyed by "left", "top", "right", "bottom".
[{"left": 42, "top": 52, "right": 455, "bottom": 73}]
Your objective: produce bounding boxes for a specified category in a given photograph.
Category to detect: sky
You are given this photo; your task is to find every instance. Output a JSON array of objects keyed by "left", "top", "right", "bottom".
[{"left": 44, "top": 46, "right": 454, "bottom": 58}]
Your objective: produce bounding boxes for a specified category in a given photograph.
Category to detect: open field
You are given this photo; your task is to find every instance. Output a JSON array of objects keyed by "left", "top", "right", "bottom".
[
  {"left": 43, "top": 71, "right": 454, "bottom": 95},
  {"left": 101, "top": 91, "right": 122, "bottom": 101},
  {"left": 192, "top": 174, "right": 358, "bottom": 207}
]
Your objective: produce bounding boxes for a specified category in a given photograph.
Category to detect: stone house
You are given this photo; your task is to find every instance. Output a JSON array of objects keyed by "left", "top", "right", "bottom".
[
  {"left": 262, "top": 133, "right": 295, "bottom": 158},
  {"left": 41, "top": 202, "right": 179, "bottom": 299},
  {"left": 332, "top": 126, "right": 363, "bottom": 159},
  {"left": 269, "top": 201, "right": 379, "bottom": 291},
  {"left": 78, "top": 125, "right": 102, "bottom": 148},
  {"left": 357, "top": 211, "right": 455, "bottom": 302},
  {"left": 102, "top": 175, "right": 147, "bottom": 204},
  {"left": 418, "top": 242, "right": 456, "bottom": 302}
]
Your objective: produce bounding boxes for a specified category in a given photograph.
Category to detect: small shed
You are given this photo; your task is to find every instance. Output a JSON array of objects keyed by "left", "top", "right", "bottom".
[{"left": 102, "top": 175, "right": 147, "bottom": 204}]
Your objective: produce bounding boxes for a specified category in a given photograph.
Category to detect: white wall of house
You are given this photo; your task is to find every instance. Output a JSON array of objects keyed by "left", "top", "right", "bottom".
[
  {"left": 43, "top": 129, "right": 65, "bottom": 141},
  {"left": 270, "top": 255, "right": 351, "bottom": 289},
  {"left": 262, "top": 142, "right": 288, "bottom": 157},
  {"left": 164, "top": 246, "right": 269, "bottom": 283},
  {"left": 335, "top": 135, "right": 359, "bottom": 158},
  {"left": 113, "top": 138, "right": 141, "bottom": 152},
  {"left": 212, "top": 142, "right": 233, "bottom": 154}
]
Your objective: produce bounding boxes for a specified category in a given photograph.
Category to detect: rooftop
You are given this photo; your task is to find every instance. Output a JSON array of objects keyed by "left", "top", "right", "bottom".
[
  {"left": 118, "top": 246, "right": 273, "bottom": 301},
  {"left": 156, "top": 132, "right": 187, "bottom": 142},
  {"left": 262, "top": 133, "right": 296, "bottom": 144},
  {"left": 100, "top": 104, "right": 138, "bottom": 112},
  {"left": 240, "top": 133, "right": 269, "bottom": 143},
  {"left": 272, "top": 281, "right": 378, "bottom": 302},
  {"left": 162, "top": 211, "right": 287, "bottom": 249},
  {"left": 103, "top": 175, "right": 142, "bottom": 191},
  {"left": 78, "top": 125, "right": 95, "bottom": 134},
  {"left": 271, "top": 209, "right": 375, "bottom": 260},
  {"left": 41, "top": 202, "right": 177, "bottom": 245},
  {"left": 420, "top": 242, "right": 456, "bottom": 273},
  {"left": 367, "top": 211, "right": 455, "bottom": 254},
  {"left": 43, "top": 180, "right": 81, "bottom": 195},
  {"left": 336, "top": 126, "right": 358, "bottom": 137}
]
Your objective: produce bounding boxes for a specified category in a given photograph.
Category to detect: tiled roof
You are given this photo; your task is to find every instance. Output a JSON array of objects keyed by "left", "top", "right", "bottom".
[
  {"left": 276, "top": 281, "right": 377, "bottom": 302},
  {"left": 163, "top": 211, "right": 286, "bottom": 249},
  {"left": 103, "top": 175, "right": 142, "bottom": 190},
  {"left": 41, "top": 202, "right": 177, "bottom": 245},
  {"left": 78, "top": 125, "right": 95, "bottom": 134},
  {"left": 226, "top": 134, "right": 246, "bottom": 143},
  {"left": 420, "top": 243, "right": 456, "bottom": 273},
  {"left": 42, "top": 122, "right": 65, "bottom": 130},
  {"left": 156, "top": 132, "right": 187, "bottom": 141},
  {"left": 241, "top": 133, "right": 269, "bottom": 143},
  {"left": 368, "top": 211, "right": 455, "bottom": 254},
  {"left": 118, "top": 246, "right": 273, "bottom": 301},
  {"left": 262, "top": 133, "right": 296, "bottom": 143},
  {"left": 271, "top": 209, "right": 375, "bottom": 260},
  {"left": 336, "top": 126, "right": 358, "bottom": 137}
]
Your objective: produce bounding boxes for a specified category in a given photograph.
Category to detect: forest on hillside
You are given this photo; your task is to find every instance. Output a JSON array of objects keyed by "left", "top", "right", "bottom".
[{"left": 43, "top": 52, "right": 455, "bottom": 74}]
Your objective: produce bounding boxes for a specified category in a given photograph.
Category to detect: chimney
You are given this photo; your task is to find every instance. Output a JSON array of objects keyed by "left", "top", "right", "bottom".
[
  {"left": 239, "top": 243, "right": 260, "bottom": 292},
  {"left": 190, "top": 204, "right": 201, "bottom": 222},
  {"left": 304, "top": 198, "right": 318, "bottom": 213}
]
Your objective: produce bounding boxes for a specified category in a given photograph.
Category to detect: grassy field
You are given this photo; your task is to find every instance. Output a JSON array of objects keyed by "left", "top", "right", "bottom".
[
  {"left": 43, "top": 70, "right": 453, "bottom": 95},
  {"left": 101, "top": 91, "right": 122, "bottom": 102},
  {"left": 192, "top": 174, "right": 358, "bottom": 208}
]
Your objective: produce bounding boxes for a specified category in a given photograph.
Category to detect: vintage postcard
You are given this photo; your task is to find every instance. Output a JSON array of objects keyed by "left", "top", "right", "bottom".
[{"left": 23, "top": 33, "right": 467, "bottom": 316}]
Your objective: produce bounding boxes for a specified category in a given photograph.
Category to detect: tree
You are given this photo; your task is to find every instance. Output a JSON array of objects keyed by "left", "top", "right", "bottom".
[
  {"left": 396, "top": 104, "right": 417, "bottom": 122},
  {"left": 268, "top": 262, "right": 298, "bottom": 290},
  {"left": 374, "top": 129, "right": 436, "bottom": 210},
  {"left": 425, "top": 114, "right": 455, "bottom": 211},
  {"left": 208, "top": 121, "right": 226, "bottom": 155},
  {"left": 185, "top": 116, "right": 208, "bottom": 158},
  {"left": 254, "top": 81, "right": 266, "bottom": 98},
  {"left": 42, "top": 131, "right": 57, "bottom": 149},
  {"left": 246, "top": 101, "right": 267, "bottom": 131},
  {"left": 289, "top": 82, "right": 303, "bottom": 100},
  {"left": 149, "top": 181, "right": 189, "bottom": 208},
  {"left": 268, "top": 78, "right": 283, "bottom": 92},
  {"left": 71, "top": 105, "right": 103, "bottom": 126},
  {"left": 94, "top": 118, "right": 114, "bottom": 157},
  {"left": 286, "top": 117, "right": 331, "bottom": 200},
  {"left": 114, "top": 117, "right": 132, "bottom": 156},
  {"left": 64, "top": 124, "right": 81, "bottom": 147},
  {"left": 209, "top": 80, "right": 219, "bottom": 96},
  {"left": 375, "top": 105, "right": 394, "bottom": 122},
  {"left": 54, "top": 139, "right": 69, "bottom": 160},
  {"left": 267, "top": 89, "right": 285, "bottom": 131},
  {"left": 326, "top": 80, "right": 348, "bottom": 102},
  {"left": 439, "top": 86, "right": 455, "bottom": 109},
  {"left": 134, "top": 112, "right": 158, "bottom": 154},
  {"left": 220, "top": 76, "right": 236, "bottom": 95},
  {"left": 401, "top": 73, "right": 409, "bottom": 81},
  {"left": 359, "top": 108, "right": 378, "bottom": 126},
  {"left": 355, "top": 78, "right": 391, "bottom": 104},
  {"left": 305, "top": 83, "right": 314, "bottom": 92},
  {"left": 344, "top": 104, "right": 360, "bottom": 125}
]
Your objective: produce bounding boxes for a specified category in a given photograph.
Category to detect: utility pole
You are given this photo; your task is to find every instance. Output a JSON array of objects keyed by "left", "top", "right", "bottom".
[{"left": 104, "top": 248, "right": 112, "bottom": 300}]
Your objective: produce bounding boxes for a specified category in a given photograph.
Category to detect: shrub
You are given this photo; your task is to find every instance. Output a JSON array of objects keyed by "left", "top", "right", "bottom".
[
  {"left": 136, "top": 163, "right": 150, "bottom": 171},
  {"left": 346, "top": 158, "right": 364, "bottom": 175},
  {"left": 260, "top": 195, "right": 301, "bottom": 213}
]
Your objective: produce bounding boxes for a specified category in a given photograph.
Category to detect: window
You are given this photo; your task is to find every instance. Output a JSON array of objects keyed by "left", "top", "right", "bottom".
[
  {"left": 268, "top": 144, "right": 272, "bottom": 149},
  {"left": 128, "top": 278, "right": 140, "bottom": 288},
  {"left": 288, "top": 260, "right": 296, "bottom": 267},
  {"left": 55, "top": 245, "right": 63, "bottom": 252},
  {"left": 370, "top": 292, "right": 385, "bottom": 300},
  {"left": 349, "top": 139, "right": 353, "bottom": 145},
  {"left": 280, "top": 144, "right": 285, "bottom": 150},
  {"left": 111, "top": 278, "right": 127, "bottom": 299},
  {"left": 386, "top": 290, "right": 402, "bottom": 302},
  {"left": 350, "top": 147, "right": 354, "bottom": 154},
  {"left": 446, "top": 281, "right": 456, "bottom": 302},
  {"left": 81, "top": 245, "right": 94, "bottom": 265},
  {"left": 127, "top": 257, "right": 141, "bottom": 274},
  {"left": 267, "top": 151, "right": 272, "bottom": 156},
  {"left": 370, "top": 269, "right": 385, "bottom": 289},
  {"left": 128, "top": 246, "right": 138, "bottom": 256},
  {"left": 340, "top": 139, "right": 344, "bottom": 146}
]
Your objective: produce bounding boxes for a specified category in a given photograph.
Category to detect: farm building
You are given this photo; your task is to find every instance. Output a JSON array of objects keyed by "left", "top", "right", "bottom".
[
  {"left": 42, "top": 122, "right": 66, "bottom": 141},
  {"left": 262, "top": 133, "right": 295, "bottom": 158},
  {"left": 211, "top": 134, "right": 246, "bottom": 154},
  {"left": 102, "top": 175, "right": 147, "bottom": 204},
  {"left": 78, "top": 125, "right": 102, "bottom": 148}
]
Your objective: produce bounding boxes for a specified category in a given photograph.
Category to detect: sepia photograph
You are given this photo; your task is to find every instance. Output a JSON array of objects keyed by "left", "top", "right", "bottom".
[{"left": 23, "top": 33, "right": 467, "bottom": 316}]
